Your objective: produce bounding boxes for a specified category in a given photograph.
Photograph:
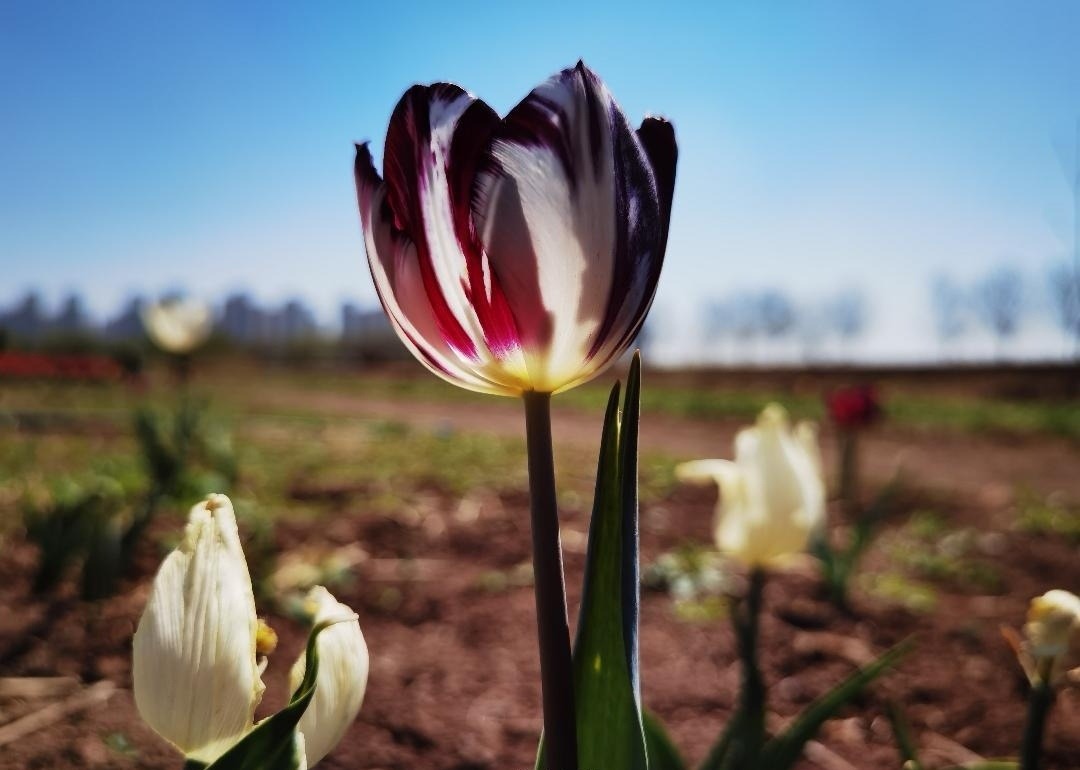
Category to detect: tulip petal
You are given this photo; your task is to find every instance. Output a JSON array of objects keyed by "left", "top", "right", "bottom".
[
  {"left": 289, "top": 587, "right": 369, "bottom": 766},
  {"left": 382, "top": 85, "right": 531, "bottom": 367},
  {"left": 132, "top": 494, "right": 263, "bottom": 763},
  {"left": 474, "top": 62, "right": 665, "bottom": 392},
  {"left": 356, "top": 145, "right": 520, "bottom": 395}
]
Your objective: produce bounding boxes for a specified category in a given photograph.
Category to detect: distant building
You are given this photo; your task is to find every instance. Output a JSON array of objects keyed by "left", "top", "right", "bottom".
[
  {"left": 341, "top": 302, "right": 405, "bottom": 361},
  {"left": 104, "top": 296, "right": 147, "bottom": 341}
]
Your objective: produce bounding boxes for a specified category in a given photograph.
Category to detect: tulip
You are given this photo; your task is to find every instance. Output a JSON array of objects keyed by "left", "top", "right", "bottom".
[
  {"left": 141, "top": 297, "right": 213, "bottom": 355},
  {"left": 133, "top": 494, "right": 368, "bottom": 767},
  {"left": 132, "top": 494, "right": 264, "bottom": 764},
  {"left": 1016, "top": 589, "right": 1080, "bottom": 770},
  {"left": 825, "top": 384, "right": 881, "bottom": 430},
  {"left": 1023, "top": 589, "right": 1080, "bottom": 683},
  {"left": 289, "top": 586, "right": 370, "bottom": 767},
  {"left": 355, "top": 61, "right": 676, "bottom": 397},
  {"left": 354, "top": 63, "right": 676, "bottom": 770},
  {"left": 677, "top": 404, "right": 825, "bottom": 567}
]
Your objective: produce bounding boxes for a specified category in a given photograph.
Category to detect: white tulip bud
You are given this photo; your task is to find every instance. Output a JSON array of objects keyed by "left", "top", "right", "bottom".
[
  {"left": 677, "top": 404, "right": 825, "bottom": 567},
  {"left": 290, "top": 586, "right": 369, "bottom": 766},
  {"left": 141, "top": 297, "right": 213, "bottom": 355},
  {"left": 132, "top": 494, "right": 264, "bottom": 763},
  {"left": 1025, "top": 589, "right": 1080, "bottom": 660}
]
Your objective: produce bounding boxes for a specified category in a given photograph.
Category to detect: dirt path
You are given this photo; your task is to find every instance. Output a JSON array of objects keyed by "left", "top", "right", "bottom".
[{"left": 252, "top": 388, "right": 1080, "bottom": 501}]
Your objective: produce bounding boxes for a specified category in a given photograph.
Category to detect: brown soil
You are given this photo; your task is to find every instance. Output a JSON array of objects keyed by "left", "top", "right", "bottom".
[{"left": 1, "top": 420, "right": 1079, "bottom": 769}]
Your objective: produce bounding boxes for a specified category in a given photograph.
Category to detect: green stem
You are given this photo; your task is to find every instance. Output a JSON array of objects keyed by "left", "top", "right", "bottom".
[
  {"left": 732, "top": 567, "right": 767, "bottom": 764},
  {"left": 523, "top": 391, "right": 578, "bottom": 770},
  {"left": 1020, "top": 663, "right": 1056, "bottom": 770},
  {"left": 838, "top": 430, "right": 858, "bottom": 516}
]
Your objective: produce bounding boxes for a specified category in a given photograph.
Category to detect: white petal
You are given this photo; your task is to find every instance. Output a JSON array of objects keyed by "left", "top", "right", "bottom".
[
  {"left": 132, "top": 494, "right": 263, "bottom": 762},
  {"left": 290, "top": 587, "right": 369, "bottom": 766}
]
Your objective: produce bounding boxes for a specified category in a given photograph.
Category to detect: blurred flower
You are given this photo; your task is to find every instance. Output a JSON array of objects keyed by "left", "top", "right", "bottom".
[
  {"left": 289, "top": 586, "right": 370, "bottom": 766},
  {"left": 133, "top": 495, "right": 368, "bottom": 766},
  {"left": 677, "top": 404, "right": 825, "bottom": 567},
  {"left": 1016, "top": 589, "right": 1080, "bottom": 687},
  {"left": 355, "top": 61, "right": 677, "bottom": 396},
  {"left": 141, "top": 297, "right": 213, "bottom": 355},
  {"left": 132, "top": 494, "right": 264, "bottom": 763},
  {"left": 825, "top": 384, "right": 881, "bottom": 430}
]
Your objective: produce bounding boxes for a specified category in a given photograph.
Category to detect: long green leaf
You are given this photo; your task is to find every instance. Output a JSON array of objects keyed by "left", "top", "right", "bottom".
[
  {"left": 887, "top": 700, "right": 923, "bottom": 770},
  {"left": 759, "top": 640, "right": 911, "bottom": 770},
  {"left": 537, "top": 359, "right": 648, "bottom": 770},
  {"left": 643, "top": 711, "right": 687, "bottom": 770},
  {"left": 204, "top": 619, "right": 335, "bottom": 770}
]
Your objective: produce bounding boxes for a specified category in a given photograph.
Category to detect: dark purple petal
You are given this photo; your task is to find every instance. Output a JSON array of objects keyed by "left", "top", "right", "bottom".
[{"left": 636, "top": 117, "right": 678, "bottom": 256}]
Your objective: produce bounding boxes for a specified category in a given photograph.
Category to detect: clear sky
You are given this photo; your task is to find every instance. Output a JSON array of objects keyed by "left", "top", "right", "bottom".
[{"left": 2, "top": 1, "right": 1078, "bottom": 360}]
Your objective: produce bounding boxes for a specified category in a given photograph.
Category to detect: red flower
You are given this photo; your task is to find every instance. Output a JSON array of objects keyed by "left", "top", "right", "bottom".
[{"left": 826, "top": 384, "right": 882, "bottom": 429}]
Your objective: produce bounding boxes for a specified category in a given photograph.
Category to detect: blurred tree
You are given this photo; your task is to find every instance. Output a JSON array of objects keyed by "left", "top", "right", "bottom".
[
  {"left": 1047, "top": 262, "right": 1080, "bottom": 359},
  {"left": 826, "top": 289, "right": 867, "bottom": 357},
  {"left": 757, "top": 290, "right": 796, "bottom": 339},
  {"left": 930, "top": 275, "right": 968, "bottom": 358},
  {"left": 976, "top": 266, "right": 1024, "bottom": 359}
]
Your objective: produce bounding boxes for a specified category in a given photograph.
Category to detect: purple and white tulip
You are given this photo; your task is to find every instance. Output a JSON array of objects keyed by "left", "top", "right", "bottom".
[{"left": 355, "top": 62, "right": 676, "bottom": 396}]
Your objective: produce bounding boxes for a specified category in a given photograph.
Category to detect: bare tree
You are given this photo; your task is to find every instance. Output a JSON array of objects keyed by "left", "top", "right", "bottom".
[
  {"left": 930, "top": 275, "right": 968, "bottom": 357},
  {"left": 975, "top": 266, "right": 1024, "bottom": 358},
  {"left": 757, "top": 290, "right": 796, "bottom": 340},
  {"left": 826, "top": 289, "right": 867, "bottom": 350},
  {"left": 1048, "top": 262, "right": 1080, "bottom": 358}
]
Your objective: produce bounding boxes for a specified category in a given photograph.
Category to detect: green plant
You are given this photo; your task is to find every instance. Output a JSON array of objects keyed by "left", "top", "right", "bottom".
[{"left": 812, "top": 476, "right": 901, "bottom": 607}]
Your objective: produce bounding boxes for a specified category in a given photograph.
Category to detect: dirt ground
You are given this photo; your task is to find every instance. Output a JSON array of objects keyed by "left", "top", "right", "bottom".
[{"left": 1, "top": 396, "right": 1079, "bottom": 769}]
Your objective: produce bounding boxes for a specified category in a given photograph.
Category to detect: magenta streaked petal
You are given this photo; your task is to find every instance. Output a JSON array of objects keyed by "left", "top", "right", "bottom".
[
  {"left": 355, "top": 147, "right": 515, "bottom": 395},
  {"left": 382, "top": 85, "right": 528, "bottom": 365}
]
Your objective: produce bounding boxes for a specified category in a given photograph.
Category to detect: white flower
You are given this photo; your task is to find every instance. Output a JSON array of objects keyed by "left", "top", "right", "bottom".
[
  {"left": 1025, "top": 589, "right": 1080, "bottom": 659},
  {"left": 290, "top": 586, "right": 370, "bottom": 767},
  {"left": 677, "top": 404, "right": 825, "bottom": 567},
  {"left": 132, "top": 494, "right": 264, "bottom": 763},
  {"left": 141, "top": 297, "right": 213, "bottom": 354}
]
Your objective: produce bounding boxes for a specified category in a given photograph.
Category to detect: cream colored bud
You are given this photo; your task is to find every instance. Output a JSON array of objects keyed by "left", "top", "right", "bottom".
[
  {"left": 141, "top": 297, "right": 213, "bottom": 355},
  {"left": 1025, "top": 589, "right": 1080, "bottom": 659},
  {"left": 290, "top": 586, "right": 369, "bottom": 766},
  {"left": 132, "top": 494, "right": 264, "bottom": 763},
  {"left": 677, "top": 404, "right": 825, "bottom": 567}
]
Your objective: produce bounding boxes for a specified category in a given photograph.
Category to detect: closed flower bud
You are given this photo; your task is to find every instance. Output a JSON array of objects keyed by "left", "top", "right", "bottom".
[
  {"left": 1025, "top": 589, "right": 1080, "bottom": 660},
  {"left": 290, "top": 586, "right": 370, "bottom": 766},
  {"left": 677, "top": 404, "right": 825, "bottom": 567},
  {"left": 141, "top": 297, "right": 213, "bottom": 355},
  {"left": 355, "top": 62, "right": 677, "bottom": 396},
  {"left": 132, "top": 494, "right": 264, "bottom": 763}
]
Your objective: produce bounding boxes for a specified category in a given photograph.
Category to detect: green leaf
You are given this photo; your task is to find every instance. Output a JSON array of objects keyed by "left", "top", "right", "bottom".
[
  {"left": 536, "top": 355, "right": 648, "bottom": 770},
  {"left": 643, "top": 711, "right": 687, "bottom": 770},
  {"left": 203, "top": 619, "right": 335, "bottom": 770},
  {"left": 886, "top": 700, "right": 923, "bottom": 770},
  {"left": 759, "top": 640, "right": 911, "bottom": 770}
]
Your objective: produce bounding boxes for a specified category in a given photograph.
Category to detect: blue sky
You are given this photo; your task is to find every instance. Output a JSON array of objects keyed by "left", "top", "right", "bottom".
[{"left": 2, "top": 1, "right": 1078, "bottom": 359}]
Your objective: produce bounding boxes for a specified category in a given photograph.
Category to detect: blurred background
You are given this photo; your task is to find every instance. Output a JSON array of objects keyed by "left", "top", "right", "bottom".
[{"left": 1, "top": 2, "right": 1079, "bottom": 769}]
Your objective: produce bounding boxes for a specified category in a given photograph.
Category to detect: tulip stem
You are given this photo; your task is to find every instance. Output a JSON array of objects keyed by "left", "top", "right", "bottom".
[
  {"left": 1020, "top": 661, "right": 1056, "bottom": 770},
  {"left": 523, "top": 391, "right": 578, "bottom": 770},
  {"left": 732, "top": 568, "right": 767, "bottom": 762}
]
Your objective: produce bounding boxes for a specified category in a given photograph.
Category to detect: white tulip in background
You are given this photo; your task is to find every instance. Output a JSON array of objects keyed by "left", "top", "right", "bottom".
[
  {"left": 132, "top": 494, "right": 264, "bottom": 764},
  {"left": 133, "top": 493, "right": 368, "bottom": 766},
  {"left": 141, "top": 296, "right": 213, "bottom": 355},
  {"left": 677, "top": 403, "right": 825, "bottom": 567},
  {"left": 290, "top": 586, "right": 369, "bottom": 766},
  {"left": 1022, "top": 589, "right": 1080, "bottom": 686}
]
